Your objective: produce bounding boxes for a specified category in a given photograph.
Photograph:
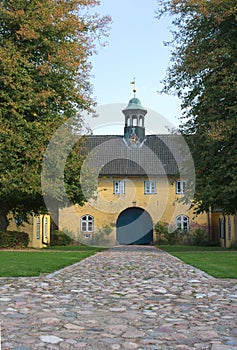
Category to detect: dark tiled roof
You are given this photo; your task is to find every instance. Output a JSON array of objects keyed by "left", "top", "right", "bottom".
[{"left": 82, "top": 134, "right": 188, "bottom": 176}]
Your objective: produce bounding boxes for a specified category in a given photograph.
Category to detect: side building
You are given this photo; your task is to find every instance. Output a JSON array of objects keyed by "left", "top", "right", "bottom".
[{"left": 5, "top": 213, "right": 51, "bottom": 249}]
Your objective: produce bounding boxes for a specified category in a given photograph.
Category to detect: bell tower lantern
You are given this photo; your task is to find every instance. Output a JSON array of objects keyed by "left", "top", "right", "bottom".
[{"left": 123, "top": 93, "right": 147, "bottom": 148}]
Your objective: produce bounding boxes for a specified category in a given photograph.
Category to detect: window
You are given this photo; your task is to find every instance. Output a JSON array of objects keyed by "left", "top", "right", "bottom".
[
  {"left": 132, "top": 115, "right": 138, "bottom": 126},
  {"left": 114, "top": 180, "right": 125, "bottom": 194},
  {"left": 176, "top": 180, "right": 186, "bottom": 194},
  {"left": 176, "top": 215, "right": 189, "bottom": 231},
  {"left": 14, "top": 215, "right": 23, "bottom": 226},
  {"left": 81, "top": 215, "right": 94, "bottom": 232},
  {"left": 126, "top": 116, "right": 131, "bottom": 126},
  {"left": 144, "top": 180, "right": 156, "bottom": 194},
  {"left": 36, "top": 217, "right": 41, "bottom": 239},
  {"left": 139, "top": 116, "right": 144, "bottom": 126},
  {"left": 43, "top": 216, "right": 48, "bottom": 238},
  {"left": 220, "top": 218, "right": 225, "bottom": 239}
]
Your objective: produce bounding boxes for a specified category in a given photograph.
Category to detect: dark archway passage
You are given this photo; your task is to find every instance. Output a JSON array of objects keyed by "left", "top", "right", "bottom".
[{"left": 116, "top": 207, "right": 153, "bottom": 245}]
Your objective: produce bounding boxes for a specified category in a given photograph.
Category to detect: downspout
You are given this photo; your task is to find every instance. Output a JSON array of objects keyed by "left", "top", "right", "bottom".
[{"left": 207, "top": 208, "right": 211, "bottom": 243}]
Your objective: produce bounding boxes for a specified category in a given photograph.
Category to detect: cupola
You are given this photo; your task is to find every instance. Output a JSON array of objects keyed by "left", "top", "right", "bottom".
[{"left": 123, "top": 90, "right": 147, "bottom": 148}]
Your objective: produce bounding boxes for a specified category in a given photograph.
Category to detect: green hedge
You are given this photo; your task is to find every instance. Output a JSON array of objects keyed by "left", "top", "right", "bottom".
[
  {"left": 154, "top": 222, "right": 209, "bottom": 246},
  {"left": 0, "top": 231, "right": 29, "bottom": 248},
  {"left": 50, "top": 230, "right": 74, "bottom": 246}
]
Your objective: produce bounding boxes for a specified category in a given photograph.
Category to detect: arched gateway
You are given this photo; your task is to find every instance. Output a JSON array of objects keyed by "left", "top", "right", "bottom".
[{"left": 116, "top": 207, "right": 153, "bottom": 245}]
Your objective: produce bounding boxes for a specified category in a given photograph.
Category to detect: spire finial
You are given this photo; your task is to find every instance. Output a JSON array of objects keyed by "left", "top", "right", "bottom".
[{"left": 130, "top": 77, "right": 136, "bottom": 97}]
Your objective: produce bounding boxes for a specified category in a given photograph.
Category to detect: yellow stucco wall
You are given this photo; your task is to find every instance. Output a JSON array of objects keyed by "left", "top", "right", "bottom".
[
  {"left": 210, "top": 212, "right": 237, "bottom": 248},
  {"left": 7, "top": 214, "right": 50, "bottom": 249},
  {"left": 218, "top": 214, "right": 237, "bottom": 248},
  {"left": 59, "top": 176, "right": 208, "bottom": 245},
  {"left": 31, "top": 214, "right": 51, "bottom": 249}
]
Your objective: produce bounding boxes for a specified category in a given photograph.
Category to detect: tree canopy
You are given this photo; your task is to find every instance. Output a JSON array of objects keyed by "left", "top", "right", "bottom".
[
  {"left": 157, "top": 0, "right": 237, "bottom": 214},
  {"left": 0, "top": 0, "right": 110, "bottom": 230}
]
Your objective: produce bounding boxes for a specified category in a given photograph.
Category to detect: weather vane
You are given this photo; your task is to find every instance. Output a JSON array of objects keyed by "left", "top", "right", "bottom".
[{"left": 130, "top": 78, "right": 136, "bottom": 97}]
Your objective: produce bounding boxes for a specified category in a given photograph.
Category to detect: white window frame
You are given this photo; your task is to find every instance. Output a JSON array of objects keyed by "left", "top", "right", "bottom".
[
  {"left": 144, "top": 180, "right": 156, "bottom": 194},
  {"left": 81, "top": 215, "right": 94, "bottom": 233},
  {"left": 176, "top": 215, "right": 189, "bottom": 231},
  {"left": 176, "top": 180, "right": 186, "bottom": 194},
  {"left": 113, "top": 180, "right": 125, "bottom": 194},
  {"left": 36, "top": 217, "right": 41, "bottom": 239},
  {"left": 43, "top": 216, "right": 48, "bottom": 239}
]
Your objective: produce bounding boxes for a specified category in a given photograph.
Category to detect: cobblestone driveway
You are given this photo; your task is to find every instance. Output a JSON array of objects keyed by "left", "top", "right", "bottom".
[{"left": 1, "top": 246, "right": 237, "bottom": 350}]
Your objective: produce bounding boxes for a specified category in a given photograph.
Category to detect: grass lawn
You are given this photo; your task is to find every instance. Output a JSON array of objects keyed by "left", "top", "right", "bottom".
[
  {"left": 158, "top": 245, "right": 237, "bottom": 279},
  {"left": 45, "top": 245, "right": 105, "bottom": 251},
  {"left": 158, "top": 245, "right": 227, "bottom": 252},
  {"left": 0, "top": 246, "right": 105, "bottom": 277}
]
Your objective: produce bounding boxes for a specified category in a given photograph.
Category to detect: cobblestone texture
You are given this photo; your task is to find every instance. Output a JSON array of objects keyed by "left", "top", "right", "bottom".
[{"left": 0, "top": 246, "right": 237, "bottom": 349}]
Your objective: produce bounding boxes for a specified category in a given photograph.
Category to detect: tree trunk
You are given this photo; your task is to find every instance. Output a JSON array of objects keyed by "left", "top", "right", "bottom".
[{"left": 0, "top": 210, "right": 9, "bottom": 232}]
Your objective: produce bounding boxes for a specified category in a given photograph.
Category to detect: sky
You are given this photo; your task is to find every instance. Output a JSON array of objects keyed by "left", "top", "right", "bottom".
[{"left": 86, "top": 0, "right": 181, "bottom": 134}]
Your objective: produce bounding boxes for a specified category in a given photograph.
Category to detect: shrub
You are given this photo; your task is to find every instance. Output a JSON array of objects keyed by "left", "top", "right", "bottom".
[
  {"left": 155, "top": 222, "right": 182, "bottom": 245},
  {"left": 50, "top": 229, "right": 74, "bottom": 246},
  {"left": 229, "top": 241, "right": 237, "bottom": 250},
  {"left": 155, "top": 221, "right": 209, "bottom": 246},
  {"left": 0, "top": 231, "right": 29, "bottom": 248},
  {"left": 154, "top": 222, "right": 169, "bottom": 244},
  {"left": 78, "top": 225, "right": 113, "bottom": 247},
  {"left": 192, "top": 228, "right": 208, "bottom": 246}
]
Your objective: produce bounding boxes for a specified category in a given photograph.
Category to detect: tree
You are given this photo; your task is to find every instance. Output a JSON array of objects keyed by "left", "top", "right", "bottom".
[
  {"left": 156, "top": 0, "right": 237, "bottom": 214},
  {"left": 0, "top": 0, "right": 110, "bottom": 230}
]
